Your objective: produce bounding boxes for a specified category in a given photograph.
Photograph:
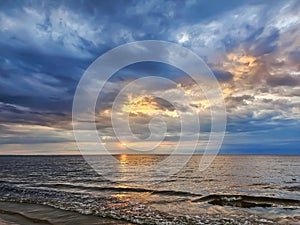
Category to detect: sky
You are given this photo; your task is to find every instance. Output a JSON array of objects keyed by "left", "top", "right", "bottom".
[{"left": 0, "top": 0, "right": 300, "bottom": 155}]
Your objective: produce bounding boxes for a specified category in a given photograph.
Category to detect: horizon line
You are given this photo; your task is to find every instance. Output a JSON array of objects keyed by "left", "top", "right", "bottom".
[{"left": 1, "top": 153, "right": 299, "bottom": 156}]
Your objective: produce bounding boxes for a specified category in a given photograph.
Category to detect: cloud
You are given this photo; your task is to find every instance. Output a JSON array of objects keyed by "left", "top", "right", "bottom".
[
  {"left": 267, "top": 75, "right": 300, "bottom": 87},
  {"left": 0, "top": 102, "right": 71, "bottom": 129},
  {"left": 212, "top": 70, "right": 233, "bottom": 82},
  {"left": 0, "top": 123, "right": 74, "bottom": 145},
  {"left": 249, "top": 28, "right": 280, "bottom": 56},
  {"left": 1, "top": 0, "right": 300, "bottom": 153}
]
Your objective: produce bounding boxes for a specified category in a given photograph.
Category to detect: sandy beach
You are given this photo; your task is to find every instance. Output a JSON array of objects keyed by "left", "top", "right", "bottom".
[{"left": 0, "top": 202, "right": 134, "bottom": 225}]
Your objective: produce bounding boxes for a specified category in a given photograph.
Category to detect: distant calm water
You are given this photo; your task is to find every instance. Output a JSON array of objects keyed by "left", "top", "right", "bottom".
[{"left": 0, "top": 155, "right": 299, "bottom": 224}]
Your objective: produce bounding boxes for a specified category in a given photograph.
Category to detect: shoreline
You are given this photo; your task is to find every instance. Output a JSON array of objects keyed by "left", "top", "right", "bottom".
[{"left": 0, "top": 202, "right": 134, "bottom": 225}]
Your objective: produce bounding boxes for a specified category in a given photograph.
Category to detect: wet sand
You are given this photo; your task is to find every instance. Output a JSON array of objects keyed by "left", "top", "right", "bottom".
[{"left": 0, "top": 202, "right": 134, "bottom": 225}]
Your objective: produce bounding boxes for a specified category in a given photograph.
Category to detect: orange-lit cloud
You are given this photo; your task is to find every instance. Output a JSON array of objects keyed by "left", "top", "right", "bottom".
[
  {"left": 122, "top": 95, "right": 179, "bottom": 118},
  {"left": 223, "top": 52, "right": 258, "bottom": 82}
]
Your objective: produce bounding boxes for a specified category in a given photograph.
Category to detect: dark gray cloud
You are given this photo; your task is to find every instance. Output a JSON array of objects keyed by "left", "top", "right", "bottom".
[
  {"left": 225, "top": 95, "right": 255, "bottom": 111},
  {"left": 213, "top": 70, "right": 233, "bottom": 82},
  {"left": 0, "top": 102, "right": 71, "bottom": 129},
  {"left": 289, "top": 50, "right": 300, "bottom": 63},
  {"left": 267, "top": 75, "right": 299, "bottom": 87}
]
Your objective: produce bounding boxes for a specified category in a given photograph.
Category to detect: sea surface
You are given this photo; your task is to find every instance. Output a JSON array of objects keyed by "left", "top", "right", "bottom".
[{"left": 0, "top": 155, "right": 299, "bottom": 224}]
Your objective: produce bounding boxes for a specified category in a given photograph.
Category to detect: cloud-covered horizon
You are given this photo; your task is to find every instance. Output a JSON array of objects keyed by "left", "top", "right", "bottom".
[{"left": 0, "top": 0, "right": 300, "bottom": 154}]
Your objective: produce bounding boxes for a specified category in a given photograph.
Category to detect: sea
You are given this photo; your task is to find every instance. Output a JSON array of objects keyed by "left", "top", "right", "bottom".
[{"left": 0, "top": 155, "right": 299, "bottom": 224}]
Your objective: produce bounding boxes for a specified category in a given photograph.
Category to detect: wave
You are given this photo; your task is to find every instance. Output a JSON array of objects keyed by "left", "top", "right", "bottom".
[
  {"left": 0, "top": 183, "right": 207, "bottom": 224},
  {"left": 282, "top": 185, "right": 300, "bottom": 192},
  {"left": 192, "top": 194, "right": 300, "bottom": 208},
  {"left": 29, "top": 182, "right": 202, "bottom": 197},
  {"left": 0, "top": 183, "right": 277, "bottom": 224}
]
